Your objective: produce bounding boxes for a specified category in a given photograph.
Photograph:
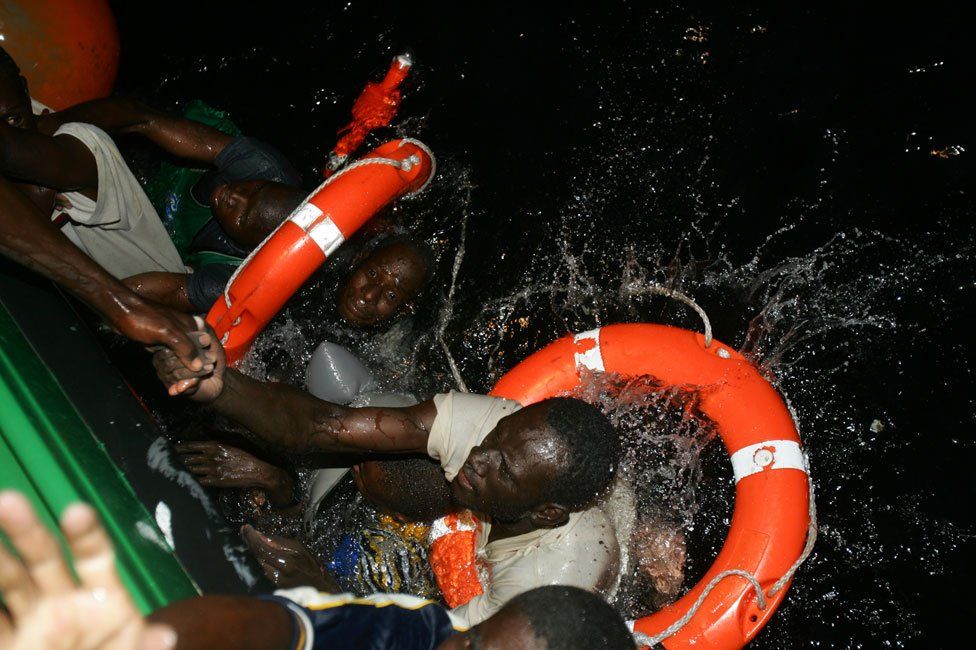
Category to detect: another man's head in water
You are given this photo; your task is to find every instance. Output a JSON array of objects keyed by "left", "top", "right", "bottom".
[
  {"left": 452, "top": 397, "right": 620, "bottom": 528},
  {"left": 336, "top": 236, "right": 433, "bottom": 328},
  {"left": 438, "top": 585, "right": 634, "bottom": 650},
  {"left": 208, "top": 178, "right": 306, "bottom": 247},
  {"left": 353, "top": 456, "right": 453, "bottom": 522}
]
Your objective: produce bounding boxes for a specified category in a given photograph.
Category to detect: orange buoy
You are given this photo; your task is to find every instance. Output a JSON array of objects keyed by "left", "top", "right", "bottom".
[
  {"left": 428, "top": 511, "right": 483, "bottom": 608},
  {"left": 431, "top": 323, "right": 813, "bottom": 648},
  {"left": 0, "top": 0, "right": 119, "bottom": 110},
  {"left": 207, "top": 138, "right": 434, "bottom": 364}
]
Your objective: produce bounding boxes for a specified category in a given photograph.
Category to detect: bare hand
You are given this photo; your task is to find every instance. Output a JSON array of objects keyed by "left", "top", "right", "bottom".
[
  {"left": 0, "top": 491, "right": 176, "bottom": 650},
  {"left": 177, "top": 442, "right": 293, "bottom": 505},
  {"left": 152, "top": 327, "right": 226, "bottom": 401},
  {"left": 240, "top": 526, "right": 338, "bottom": 592},
  {"left": 115, "top": 305, "right": 216, "bottom": 375}
]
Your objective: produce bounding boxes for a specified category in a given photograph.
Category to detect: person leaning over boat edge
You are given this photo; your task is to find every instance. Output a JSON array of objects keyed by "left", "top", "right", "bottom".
[
  {"left": 153, "top": 332, "right": 624, "bottom": 626},
  {"left": 35, "top": 95, "right": 308, "bottom": 313},
  {"left": 0, "top": 49, "right": 212, "bottom": 373},
  {"left": 0, "top": 490, "right": 634, "bottom": 649}
]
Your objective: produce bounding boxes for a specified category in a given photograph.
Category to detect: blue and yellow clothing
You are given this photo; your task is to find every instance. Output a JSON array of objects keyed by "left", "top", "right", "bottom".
[{"left": 269, "top": 587, "right": 467, "bottom": 650}]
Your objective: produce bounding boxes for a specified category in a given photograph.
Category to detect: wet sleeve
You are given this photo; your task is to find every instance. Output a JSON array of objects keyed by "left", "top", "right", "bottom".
[
  {"left": 427, "top": 392, "right": 522, "bottom": 481},
  {"left": 185, "top": 263, "right": 236, "bottom": 312}
]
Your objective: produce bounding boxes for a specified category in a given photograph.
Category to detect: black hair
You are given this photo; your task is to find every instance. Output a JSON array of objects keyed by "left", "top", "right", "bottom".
[
  {"left": 503, "top": 585, "right": 634, "bottom": 650},
  {"left": 538, "top": 397, "right": 620, "bottom": 510},
  {"left": 362, "top": 233, "right": 435, "bottom": 288},
  {"left": 373, "top": 457, "right": 453, "bottom": 522}
]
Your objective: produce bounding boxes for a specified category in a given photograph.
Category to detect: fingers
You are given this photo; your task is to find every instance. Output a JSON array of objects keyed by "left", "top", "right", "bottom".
[
  {"left": 60, "top": 503, "right": 124, "bottom": 594},
  {"left": 138, "top": 624, "right": 178, "bottom": 650},
  {"left": 174, "top": 441, "right": 224, "bottom": 455},
  {"left": 0, "top": 492, "right": 74, "bottom": 607}
]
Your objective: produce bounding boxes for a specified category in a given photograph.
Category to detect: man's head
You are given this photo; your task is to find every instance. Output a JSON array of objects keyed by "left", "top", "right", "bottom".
[
  {"left": 352, "top": 456, "right": 453, "bottom": 522},
  {"left": 438, "top": 585, "right": 633, "bottom": 650},
  {"left": 451, "top": 398, "right": 619, "bottom": 527},
  {"left": 209, "top": 179, "right": 306, "bottom": 248},
  {"left": 0, "top": 48, "right": 36, "bottom": 131},
  {"left": 336, "top": 237, "right": 433, "bottom": 328}
]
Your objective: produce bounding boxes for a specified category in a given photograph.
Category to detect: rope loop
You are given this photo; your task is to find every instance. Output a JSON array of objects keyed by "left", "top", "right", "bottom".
[{"left": 645, "top": 285, "right": 713, "bottom": 347}]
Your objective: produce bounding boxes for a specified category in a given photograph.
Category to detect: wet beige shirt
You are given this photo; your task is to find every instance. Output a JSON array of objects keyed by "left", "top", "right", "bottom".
[
  {"left": 427, "top": 391, "right": 622, "bottom": 625},
  {"left": 52, "top": 122, "right": 186, "bottom": 278}
]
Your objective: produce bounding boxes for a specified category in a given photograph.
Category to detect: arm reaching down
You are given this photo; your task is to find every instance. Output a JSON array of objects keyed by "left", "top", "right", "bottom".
[
  {"left": 36, "top": 97, "right": 234, "bottom": 165},
  {"left": 152, "top": 337, "right": 436, "bottom": 455},
  {"left": 0, "top": 176, "right": 213, "bottom": 372},
  {"left": 123, "top": 272, "right": 195, "bottom": 313}
]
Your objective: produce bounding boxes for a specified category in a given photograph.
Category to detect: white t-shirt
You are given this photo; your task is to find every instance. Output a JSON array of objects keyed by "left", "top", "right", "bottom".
[
  {"left": 51, "top": 122, "right": 186, "bottom": 279},
  {"left": 427, "top": 391, "right": 622, "bottom": 625}
]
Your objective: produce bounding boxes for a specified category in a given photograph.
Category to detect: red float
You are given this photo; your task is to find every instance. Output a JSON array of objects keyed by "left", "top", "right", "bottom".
[{"left": 0, "top": 0, "right": 119, "bottom": 110}]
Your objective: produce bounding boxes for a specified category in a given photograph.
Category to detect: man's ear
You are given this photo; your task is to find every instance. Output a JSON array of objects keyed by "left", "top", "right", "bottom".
[{"left": 529, "top": 502, "right": 569, "bottom": 529}]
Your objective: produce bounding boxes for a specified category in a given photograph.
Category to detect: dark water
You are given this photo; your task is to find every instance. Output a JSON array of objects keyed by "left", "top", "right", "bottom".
[{"left": 112, "top": 2, "right": 974, "bottom": 646}]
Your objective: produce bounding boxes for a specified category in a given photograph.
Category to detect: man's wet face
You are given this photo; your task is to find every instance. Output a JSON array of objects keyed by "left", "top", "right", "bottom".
[
  {"left": 0, "top": 74, "right": 35, "bottom": 131},
  {"left": 337, "top": 242, "right": 426, "bottom": 328},
  {"left": 210, "top": 179, "right": 297, "bottom": 247},
  {"left": 450, "top": 405, "right": 567, "bottom": 522}
]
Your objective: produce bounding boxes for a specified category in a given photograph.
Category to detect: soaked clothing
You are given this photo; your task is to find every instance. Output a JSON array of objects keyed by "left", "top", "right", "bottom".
[
  {"left": 427, "top": 391, "right": 622, "bottom": 625},
  {"left": 326, "top": 511, "right": 440, "bottom": 600},
  {"left": 144, "top": 100, "right": 301, "bottom": 311},
  {"left": 271, "top": 586, "right": 466, "bottom": 649},
  {"left": 51, "top": 122, "right": 187, "bottom": 278}
]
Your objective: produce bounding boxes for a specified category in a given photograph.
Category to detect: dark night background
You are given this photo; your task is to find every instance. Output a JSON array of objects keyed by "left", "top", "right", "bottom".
[{"left": 107, "top": 2, "right": 973, "bottom": 647}]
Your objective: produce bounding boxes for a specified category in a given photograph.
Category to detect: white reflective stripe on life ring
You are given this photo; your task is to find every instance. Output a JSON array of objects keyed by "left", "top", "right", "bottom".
[
  {"left": 730, "top": 440, "right": 807, "bottom": 483},
  {"left": 290, "top": 203, "right": 345, "bottom": 256},
  {"left": 573, "top": 329, "right": 605, "bottom": 372}
]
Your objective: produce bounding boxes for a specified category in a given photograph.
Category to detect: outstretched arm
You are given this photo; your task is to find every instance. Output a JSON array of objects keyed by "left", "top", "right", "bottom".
[
  {"left": 153, "top": 339, "right": 436, "bottom": 456},
  {"left": 217, "top": 369, "right": 436, "bottom": 455},
  {"left": 37, "top": 97, "right": 234, "bottom": 165},
  {"left": 0, "top": 175, "right": 212, "bottom": 372}
]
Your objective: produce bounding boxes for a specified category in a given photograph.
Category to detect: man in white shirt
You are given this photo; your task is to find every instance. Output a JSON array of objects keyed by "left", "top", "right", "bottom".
[
  {"left": 153, "top": 337, "right": 623, "bottom": 625},
  {"left": 0, "top": 47, "right": 210, "bottom": 372}
]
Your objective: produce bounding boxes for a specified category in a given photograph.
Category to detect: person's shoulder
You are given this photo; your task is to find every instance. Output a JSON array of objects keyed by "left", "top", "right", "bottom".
[{"left": 53, "top": 121, "right": 115, "bottom": 147}]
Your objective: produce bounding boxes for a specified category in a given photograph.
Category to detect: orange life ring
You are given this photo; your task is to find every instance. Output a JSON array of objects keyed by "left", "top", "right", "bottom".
[
  {"left": 206, "top": 139, "right": 434, "bottom": 364},
  {"left": 430, "top": 323, "right": 811, "bottom": 648}
]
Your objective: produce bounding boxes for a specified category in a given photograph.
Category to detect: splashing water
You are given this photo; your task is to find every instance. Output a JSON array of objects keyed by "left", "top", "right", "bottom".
[{"left": 120, "top": 4, "right": 973, "bottom": 645}]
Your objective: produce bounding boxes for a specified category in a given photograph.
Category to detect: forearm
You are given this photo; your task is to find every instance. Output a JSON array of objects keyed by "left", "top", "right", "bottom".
[
  {"left": 213, "top": 370, "right": 432, "bottom": 455},
  {"left": 149, "top": 596, "right": 295, "bottom": 650},
  {"left": 0, "top": 176, "right": 145, "bottom": 326},
  {"left": 123, "top": 272, "right": 195, "bottom": 313},
  {"left": 39, "top": 97, "right": 233, "bottom": 164}
]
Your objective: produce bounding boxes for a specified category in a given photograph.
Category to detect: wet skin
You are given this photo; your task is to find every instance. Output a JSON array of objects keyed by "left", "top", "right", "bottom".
[
  {"left": 352, "top": 461, "right": 409, "bottom": 522},
  {"left": 209, "top": 179, "right": 303, "bottom": 247},
  {"left": 177, "top": 441, "right": 295, "bottom": 507},
  {"left": 241, "top": 524, "right": 339, "bottom": 592},
  {"left": 451, "top": 403, "right": 571, "bottom": 535},
  {"left": 437, "top": 609, "right": 541, "bottom": 650},
  {"left": 336, "top": 242, "right": 427, "bottom": 327}
]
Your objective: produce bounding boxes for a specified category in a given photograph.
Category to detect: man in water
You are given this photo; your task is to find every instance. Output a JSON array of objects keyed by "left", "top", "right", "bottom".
[
  {"left": 29, "top": 94, "right": 307, "bottom": 313},
  {"left": 154, "top": 336, "right": 623, "bottom": 625},
  {"left": 0, "top": 48, "right": 210, "bottom": 372},
  {"left": 0, "top": 489, "right": 634, "bottom": 649}
]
